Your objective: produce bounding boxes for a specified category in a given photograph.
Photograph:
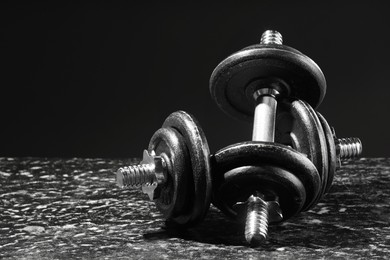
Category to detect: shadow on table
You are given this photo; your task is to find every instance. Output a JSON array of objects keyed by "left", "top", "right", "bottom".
[{"left": 142, "top": 207, "right": 372, "bottom": 250}]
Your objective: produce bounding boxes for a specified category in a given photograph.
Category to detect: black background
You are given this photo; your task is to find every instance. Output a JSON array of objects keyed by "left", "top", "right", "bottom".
[{"left": 1, "top": 1, "right": 389, "bottom": 158}]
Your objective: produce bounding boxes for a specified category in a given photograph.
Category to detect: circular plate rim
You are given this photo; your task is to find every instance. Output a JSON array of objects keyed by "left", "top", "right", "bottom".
[
  {"left": 162, "top": 110, "right": 212, "bottom": 226},
  {"left": 210, "top": 46, "right": 326, "bottom": 121},
  {"left": 212, "top": 141, "right": 321, "bottom": 214}
]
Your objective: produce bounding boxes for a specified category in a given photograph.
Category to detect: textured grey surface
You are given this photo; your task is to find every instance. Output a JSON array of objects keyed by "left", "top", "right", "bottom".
[{"left": 0, "top": 158, "right": 389, "bottom": 259}]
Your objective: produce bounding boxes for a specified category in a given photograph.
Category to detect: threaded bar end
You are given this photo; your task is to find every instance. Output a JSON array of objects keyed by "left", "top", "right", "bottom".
[
  {"left": 260, "top": 30, "right": 283, "bottom": 45},
  {"left": 244, "top": 196, "right": 269, "bottom": 246},
  {"left": 116, "top": 164, "right": 155, "bottom": 188},
  {"left": 337, "top": 137, "right": 363, "bottom": 159}
]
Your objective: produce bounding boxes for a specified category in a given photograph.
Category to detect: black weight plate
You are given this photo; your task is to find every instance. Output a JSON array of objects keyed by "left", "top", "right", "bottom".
[
  {"left": 148, "top": 127, "right": 190, "bottom": 222},
  {"left": 215, "top": 165, "right": 306, "bottom": 221},
  {"left": 210, "top": 44, "right": 326, "bottom": 121},
  {"left": 212, "top": 141, "right": 320, "bottom": 214},
  {"left": 317, "top": 112, "right": 337, "bottom": 193},
  {"left": 162, "top": 111, "right": 212, "bottom": 226},
  {"left": 275, "top": 99, "right": 329, "bottom": 208}
]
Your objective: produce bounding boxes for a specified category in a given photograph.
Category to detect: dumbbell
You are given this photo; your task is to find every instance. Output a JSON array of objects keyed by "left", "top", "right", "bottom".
[
  {"left": 116, "top": 111, "right": 212, "bottom": 227},
  {"left": 210, "top": 30, "right": 362, "bottom": 246}
]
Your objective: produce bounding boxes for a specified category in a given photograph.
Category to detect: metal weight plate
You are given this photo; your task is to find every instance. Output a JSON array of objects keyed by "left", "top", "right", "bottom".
[
  {"left": 275, "top": 99, "right": 329, "bottom": 208},
  {"left": 317, "top": 112, "right": 337, "bottom": 193},
  {"left": 162, "top": 111, "right": 212, "bottom": 226},
  {"left": 215, "top": 165, "right": 306, "bottom": 221},
  {"left": 209, "top": 44, "right": 326, "bottom": 121},
  {"left": 148, "top": 127, "right": 190, "bottom": 223},
  {"left": 211, "top": 141, "right": 321, "bottom": 218}
]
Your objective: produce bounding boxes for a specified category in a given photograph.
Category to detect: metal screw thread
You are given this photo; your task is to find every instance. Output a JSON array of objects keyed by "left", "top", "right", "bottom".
[
  {"left": 260, "top": 30, "right": 283, "bottom": 45},
  {"left": 245, "top": 196, "right": 269, "bottom": 246},
  {"left": 116, "top": 164, "right": 155, "bottom": 187},
  {"left": 337, "top": 137, "right": 363, "bottom": 159}
]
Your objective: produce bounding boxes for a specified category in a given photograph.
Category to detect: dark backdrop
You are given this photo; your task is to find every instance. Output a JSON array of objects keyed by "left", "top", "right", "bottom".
[{"left": 1, "top": 1, "right": 389, "bottom": 158}]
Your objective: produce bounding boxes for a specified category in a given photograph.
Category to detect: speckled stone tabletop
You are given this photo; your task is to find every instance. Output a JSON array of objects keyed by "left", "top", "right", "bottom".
[{"left": 0, "top": 158, "right": 389, "bottom": 259}]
